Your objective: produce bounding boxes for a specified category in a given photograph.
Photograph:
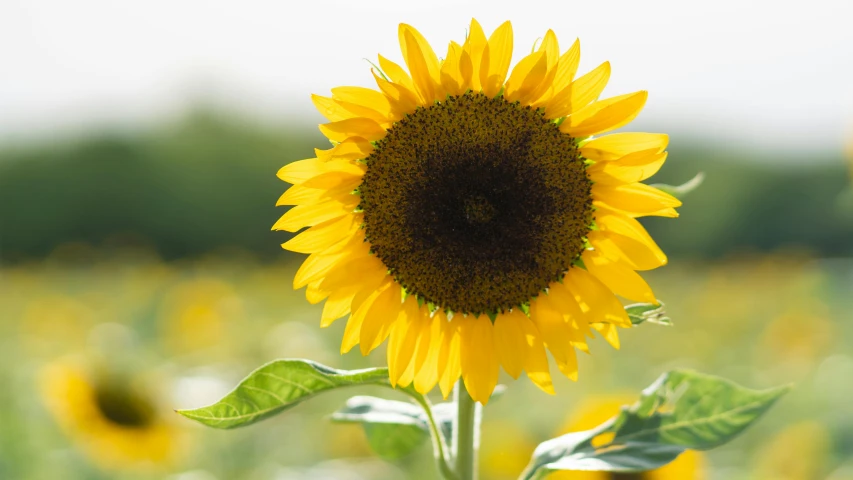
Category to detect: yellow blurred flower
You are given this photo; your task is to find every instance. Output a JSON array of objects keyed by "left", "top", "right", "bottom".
[
  {"left": 40, "top": 358, "right": 185, "bottom": 472},
  {"left": 481, "top": 420, "right": 538, "bottom": 479},
  {"left": 758, "top": 306, "right": 834, "bottom": 367},
  {"left": 752, "top": 421, "right": 832, "bottom": 480},
  {"left": 551, "top": 395, "right": 706, "bottom": 480},
  {"left": 20, "top": 294, "right": 94, "bottom": 356},
  {"left": 159, "top": 277, "right": 243, "bottom": 354}
]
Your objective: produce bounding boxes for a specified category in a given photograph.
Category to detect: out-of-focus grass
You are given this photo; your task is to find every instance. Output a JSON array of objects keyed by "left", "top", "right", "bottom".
[{"left": 1, "top": 246, "right": 851, "bottom": 480}]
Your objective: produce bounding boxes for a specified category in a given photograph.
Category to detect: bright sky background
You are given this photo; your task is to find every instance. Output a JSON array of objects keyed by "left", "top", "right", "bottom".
[{"left": 2, "top": 0, "right": 853, "bottom": 152}]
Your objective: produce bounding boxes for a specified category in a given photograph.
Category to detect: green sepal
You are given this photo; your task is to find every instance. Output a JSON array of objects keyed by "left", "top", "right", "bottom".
[
  {"left": 650, "top": 172, "right": 705, "bottom": 200},
  {"left": 625, "top": 302, "right": 673, "bottom": 326}
]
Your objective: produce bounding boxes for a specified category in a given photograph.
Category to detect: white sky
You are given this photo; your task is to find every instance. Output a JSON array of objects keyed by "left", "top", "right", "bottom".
[{"left": 2, "top": 0, "right": 853, "bottom": 152}]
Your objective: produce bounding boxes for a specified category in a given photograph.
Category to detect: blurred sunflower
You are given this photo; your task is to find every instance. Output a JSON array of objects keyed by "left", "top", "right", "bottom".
[
  {"left": 275, "top": 19, "right": 679, "bottom": 403},
  {"left": 551, "top": 395, "right": 706, "bottom": 480},
  {"left": 40, "top": 358, "right": 184, "bottom": 472},
  {"left": 159, "top": 277, "right": 243, "bottom": 354},
  {"left": 751, "top": 421, "right": 832, "bottom": 480}
]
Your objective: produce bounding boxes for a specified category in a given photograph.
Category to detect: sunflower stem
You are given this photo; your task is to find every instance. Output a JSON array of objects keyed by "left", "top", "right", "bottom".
[
  {"left": 411, "top": 393, "right": 456, "bottom": 480},
  {"left": 452, "top": 381, "right": 481, "bottom": 480}
]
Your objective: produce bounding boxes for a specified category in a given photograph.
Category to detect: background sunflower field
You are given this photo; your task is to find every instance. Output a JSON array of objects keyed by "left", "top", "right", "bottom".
[{"left": 2, "top": 1, "right": 852, "bottom": 479}]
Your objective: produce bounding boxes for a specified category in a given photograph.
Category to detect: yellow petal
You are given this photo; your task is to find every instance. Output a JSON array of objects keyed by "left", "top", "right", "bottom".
[
  {"left": 332, "top": 86, "right": 393, "bottom": 120},
  {"left": 493, "top": 310, "right": 530, "bottom": 379},
  {"left": 373, "top": 71, "right": 420, "bottom": 116},
  {"left": 543, "top": 282, "right": 593, "bottom": 347},
  {"left": 479, "top": 21, "right": 513, "bottom": 97},
  {"left": 318, "top": 118, "right": 386, "bottom": 143},
  {"left": 276, "top": 184, "right": 323, "bottom": 206},
  {"left": 593, "top": 182, "right": 682, "bottom": 218},
  {"left": 460, "top": 315, "right": 499, "bottom": 404},
  {"left": 387, "top": 296, "right": 421, "bottom": 386},
  {"left": 398, "top": 24, "right": 441, "bottom": 83},
  {"left": 528, "top": 294, "right": 578, "bottom": 373},
  {"left": 272, "top": 200, "right": 356, "bottom": 233},
  {"left": 581, "top": 133, "right": 669, "bottom": 161},
  {"left": 312, "top": 93, "right": 388, "bottom": 125},
  {"left": 440, "top": 41, "right": 465, "bottom": 97},
  {"left": 583, "top": 250, "right": 656, "bottom": 303},
  {"left": 322, "top": 159, "right": 367, "bottom": 176},
  {"left": 587, "top": 150, "right": 668, "bottom": 185},
  {"left": 341, "top": 283, "right": 385, "bottom": 354},
  {"left": 550, "top": 38, "right": 581, "bottom": 96},
  {"left": 561, "top": 91, "right": 647, "bottom": 138},
  {"left": 594, "top": 208, "right": 668, "bottom": 269},
  {"left": 504, "top": 50, "right": 549, "bottom": 104},
  {"left": 589, "top": 229, "right": 665, "bottom": 272},
  {"left": 593, "top": 322, "right": 621, "bottom": 349},
  {"left": 311, "top": 94, "right": 354, "bottom": 122},
  {"left": 281, "top": 214, "right": 359, "bottom": 254},
  {"left": 525, "top": 30, "right": 562, "bottom": 106},
  {"left": 400, "top": 27, "right": 439, "bottom": 104},
  {"left": 413, "top": 312, "right": 443, "bottom": 394},
  {"left": 401, "top": 305, "right": 431, "bottom": 388},
  {"left": 321, "top": 289, "right": 356, "bottom": 327},
  {"left": 546, "top": 61, "right": 611, "bottom": 119},
  {"left": 277, "top": 158, "right": 323, "bottom": 185},
  {"left": 305, "top": 278, "right": 330, "bottom": 304},
  {"left": 523, "top": 323, "right": 555, "bottom": 394},
  {"left": 359, "top": 282, "right": 401, "bottom": 355},
  {"left": 539, "top": 30, "right": 560, "bottom": 72},
  {"left": 463, "top": 18, "right": 487, "bottom": 91},
  {"left": 319, "top": 254, "right": 384, "bottom": 293},
  {"left": 562, "top": 267, "right": 631, "bottom": 327},
  {"left": 301, "top": 171, "right": 362, "bottom": 193},
  {"left": 293, "top": 240, "right": 365, "bottom": 289},
  {"left": 320, "top": 262, "right": 386, "bottom": 328},
  {"left": 438, "top": 318, "right": 462, "bottom": 399},
  {"left": 316, "top": 137, "right": 375, "bottom": 162},
  {"left": 378, "top": 54, "right": 415, "bottom": 91}
]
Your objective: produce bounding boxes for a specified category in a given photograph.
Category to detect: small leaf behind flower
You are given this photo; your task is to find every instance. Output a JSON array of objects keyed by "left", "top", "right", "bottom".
[
  {"left": 331, "top": 386, "right": 507, "bottom": 459},
  {"left": 625, "top": 302, "right": 672, "bottom": 326},
  {"left": 651, "top": 172, "right": 705, "bottom": 199},
  {"left": 332, "top": 396, "right": 433, "bottom": 459},
  {"left": 176, "top": 359, "right": 391, "bottom": 429},
  {"left": 519, "top": 370, "right": 790, "bottom": 479}
]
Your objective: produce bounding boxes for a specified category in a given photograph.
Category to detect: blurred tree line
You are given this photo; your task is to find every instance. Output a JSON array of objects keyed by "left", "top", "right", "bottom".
[{"left": 1, "top": 111, "right": 851, "bottom": 264}]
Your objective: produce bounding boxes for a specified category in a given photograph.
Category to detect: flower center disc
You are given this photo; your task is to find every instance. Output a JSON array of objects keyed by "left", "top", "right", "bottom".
[
  {"left": 95, "top": 383, "right": 156, "bottom": 428},
  {"left": 360, "top": 93, "right": 592, "bottom": 315}
]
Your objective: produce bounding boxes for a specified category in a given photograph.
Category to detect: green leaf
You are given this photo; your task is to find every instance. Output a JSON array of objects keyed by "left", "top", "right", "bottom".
[
  {"left": 331, "top": 386, "right": 506, "bottom": 461},
  {"left": 519, "top": 370, "right": 790, "bottom": 480},
  {"left": 332, "top": 396, "right": 431, "bottom": 459},
  {"left": 176, "top": 359, "right": 392, "bottom": 429},
  {"left": 625, "top": 302, "right": 672, "bottom": 326},
  {"left": 650, "top": 172, "right": 705, "bottom": 199}
]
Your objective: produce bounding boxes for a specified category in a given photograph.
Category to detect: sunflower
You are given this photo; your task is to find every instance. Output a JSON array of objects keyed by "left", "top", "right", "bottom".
[
  {"left": 275, "top": 19, "right": 679, "bottom": 404},
  {"left": 40, "top": 359, "right": 182, "bottom": 472},
  {"left": 551, "top": 395, "right": 706, "bottom": 480},
  {"left": 751, "top": 422, "right": 832, "bottom": 480}
]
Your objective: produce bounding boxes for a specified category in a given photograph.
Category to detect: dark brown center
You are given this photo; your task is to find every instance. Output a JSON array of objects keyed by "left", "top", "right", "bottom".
[
  {"left": 359, "top": 92, "right": 592, "bottom": 315},
  {"left": 94, "top": 383, "right": 156, "bottom": 428}
]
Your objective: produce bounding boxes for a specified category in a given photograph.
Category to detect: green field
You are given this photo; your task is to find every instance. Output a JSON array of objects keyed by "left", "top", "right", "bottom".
[{"left": 1, "top": 248, "right": 851, "bottom": 479}]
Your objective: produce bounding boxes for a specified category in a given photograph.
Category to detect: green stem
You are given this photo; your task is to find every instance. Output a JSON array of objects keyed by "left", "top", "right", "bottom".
[
  {"left": 452, "top": 381, "right": 480, "bottom": 480},
  {"left": 411, "top": 394, "right": 457, "bottom": 480}
]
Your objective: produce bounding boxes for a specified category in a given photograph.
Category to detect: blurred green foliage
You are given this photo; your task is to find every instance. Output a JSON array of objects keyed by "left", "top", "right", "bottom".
[{"left": 1, "top": 110, "right": 850, "bottom": 263}]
